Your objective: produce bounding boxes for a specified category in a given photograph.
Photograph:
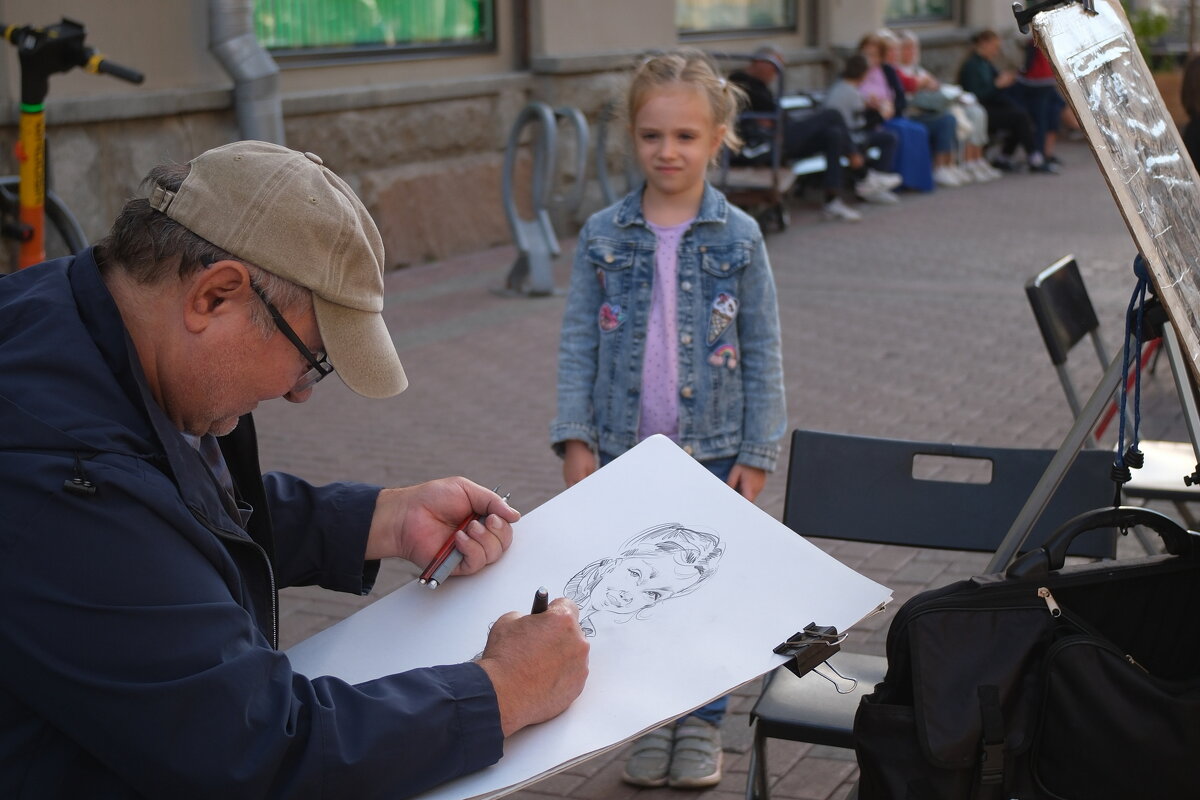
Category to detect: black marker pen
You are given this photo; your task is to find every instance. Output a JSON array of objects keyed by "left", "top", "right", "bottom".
[{"left": 531, "top": 586, "right": 549, "bottom": 614}]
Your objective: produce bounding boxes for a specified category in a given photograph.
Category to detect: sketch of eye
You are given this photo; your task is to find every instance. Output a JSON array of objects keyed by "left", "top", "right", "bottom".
[{"left": 563, "top": 523, "right": 725, "bottom": 638}]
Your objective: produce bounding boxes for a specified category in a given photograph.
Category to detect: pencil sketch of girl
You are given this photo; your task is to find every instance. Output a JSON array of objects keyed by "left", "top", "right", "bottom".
[{"left": 564, "top": 523, "right": 724, "bottom": 638}]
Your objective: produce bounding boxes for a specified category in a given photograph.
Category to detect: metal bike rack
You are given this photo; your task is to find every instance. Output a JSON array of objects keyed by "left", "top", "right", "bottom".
[
  {"left": 553, "top": 105, "right": 590, "bottom": 224},
  {"left": 594, "top": 100, "right": 640, "bottom": 206},
  {"left": 500, "top": 101, "right": 590, "bottom": 296}
]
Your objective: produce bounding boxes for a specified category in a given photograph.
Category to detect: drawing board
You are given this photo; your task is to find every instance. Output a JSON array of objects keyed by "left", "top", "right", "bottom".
[
  {"left": 287, "top": 435, "right": 892, "bottom": 800},
  {"left": 1033, "top": 0, "right": 1200, "bottom": 387}
]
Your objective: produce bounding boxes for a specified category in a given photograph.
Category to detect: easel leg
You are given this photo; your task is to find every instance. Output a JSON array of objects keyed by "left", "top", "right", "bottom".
[
  {"left": 989, "top": 321, "right": 1200, "bottom": 573},
  {"left": 1162, "top": 325, "right": 1200, "bottom": 528},
  {"left": 986, "top": 347, "right": 1125, "bottom": 572}
]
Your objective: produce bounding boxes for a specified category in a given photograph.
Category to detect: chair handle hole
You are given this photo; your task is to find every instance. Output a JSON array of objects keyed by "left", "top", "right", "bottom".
[{"left": 912, "top": 454, "right": 994, "bottom": 485}]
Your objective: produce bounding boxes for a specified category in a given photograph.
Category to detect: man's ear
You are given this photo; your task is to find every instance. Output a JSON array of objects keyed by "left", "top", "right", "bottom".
[{"left": 183, "top": 260, "right": 251, "bottom": 334}]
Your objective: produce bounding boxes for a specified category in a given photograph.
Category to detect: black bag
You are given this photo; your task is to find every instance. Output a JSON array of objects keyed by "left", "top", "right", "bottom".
[{"left": 854, "top": 506, "right": 1200, "bottom": 800}]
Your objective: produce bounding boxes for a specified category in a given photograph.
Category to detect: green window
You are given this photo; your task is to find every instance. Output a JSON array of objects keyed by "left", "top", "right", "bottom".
[
  {"left": 886, "top": 0, "right": 953, "bottom": 23},
  {"left": 677, "top": 0, "right": 797, "bottom": 34},
  {"left": 255, "top": 0, "right": 494, "bottom": 57}
]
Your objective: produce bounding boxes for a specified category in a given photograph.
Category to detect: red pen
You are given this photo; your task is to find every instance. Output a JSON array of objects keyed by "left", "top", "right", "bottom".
[{"left": 419, "top": 486, "right": 507, "bottom": 589}]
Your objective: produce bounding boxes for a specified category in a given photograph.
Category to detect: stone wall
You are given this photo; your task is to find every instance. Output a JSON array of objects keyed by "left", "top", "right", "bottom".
[
  {"left": 283, "top": 86, "right": 533, "bottom": 270},
  {"left": 0, "top": 36, "right": 982, "bottom": 275},
  {"left": 0, "top": 111, "right": 238, "bottom": 272}
]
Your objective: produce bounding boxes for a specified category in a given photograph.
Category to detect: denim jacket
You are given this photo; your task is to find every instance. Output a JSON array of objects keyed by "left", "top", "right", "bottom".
[{"left": 551, "top": 184, "right": 787, "bottom": 470}]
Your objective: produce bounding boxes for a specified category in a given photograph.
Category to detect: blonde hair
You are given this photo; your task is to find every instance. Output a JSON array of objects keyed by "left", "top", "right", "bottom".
[
  {"left": 627, "top": 48, "right": 746, "bottom": 152},
  {"left": 564, "top": 522, "right": 724, "bottom": 607}
]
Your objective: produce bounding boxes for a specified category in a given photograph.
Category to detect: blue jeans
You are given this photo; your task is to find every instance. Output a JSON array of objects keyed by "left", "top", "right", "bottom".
[
  {"left": 911, "top": 111, "right": 958, "bottom": 156},
  {"left": 1014, "top": 83, "right": 1064, "bottom": 154},
  {"left": 857, "top": 128, "right": 898, "bottom": 173},
  {"left": 783, "top": 108, "right": 855, "bottom": 191}
]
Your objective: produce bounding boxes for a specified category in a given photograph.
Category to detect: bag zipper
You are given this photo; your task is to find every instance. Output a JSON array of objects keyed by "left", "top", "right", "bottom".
[
  {"left": 1037, "top": 586, "right": 1061, "bottom": 617},
  {"left": 885, "top": 582, "right": 1050, "bottom": 653},
  {"left": 1036, "top": 586, "right": 1145, "bottom": 671},
  {"left": 886, "top": 553, "right": 1197, "bottom": 655}
]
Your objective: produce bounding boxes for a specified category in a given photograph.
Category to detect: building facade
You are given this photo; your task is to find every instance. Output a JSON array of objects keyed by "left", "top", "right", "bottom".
[{"left": 0, "top": 0, "right": 1024, "bottom": 270}]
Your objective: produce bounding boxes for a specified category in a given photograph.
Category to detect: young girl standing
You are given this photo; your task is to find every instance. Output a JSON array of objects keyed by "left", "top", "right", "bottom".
[{"left": 550, "top": 49, "right": 787, "bottom": 790}]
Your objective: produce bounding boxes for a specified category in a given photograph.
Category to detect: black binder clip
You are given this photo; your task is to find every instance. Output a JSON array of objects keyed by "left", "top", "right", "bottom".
[
  {"left": 773, "top": 622, "right": 844, "bottom": 679},
  {"left": 1012, "top": 0, "right": 1096, "bottom": 35}
]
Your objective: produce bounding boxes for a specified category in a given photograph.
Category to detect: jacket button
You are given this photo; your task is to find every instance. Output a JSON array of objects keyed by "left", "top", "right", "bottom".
[
  {"left": 680, "top": 386, "right": 694, "bottom": 398},
  {"left": 604, "top": 254, "right": 614, "bottom": 263},
  {"left": 699, "top": 245, "right": 707, "bottom": 253},
  {"left": 722, "top": 263, "right": 730, "bottom": 271},
  {"left": 680, "top": 333, "right": 692, "bottom": 345},
  {"left": 680, "top": 280, "right": 692, "bottom": 291},
  {"left": 683, "top": 445, "right": 695, "bottom": 455}
]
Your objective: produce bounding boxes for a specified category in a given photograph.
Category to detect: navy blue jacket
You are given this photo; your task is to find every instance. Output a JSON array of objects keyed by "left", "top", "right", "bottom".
[{"left": 0, "top": 249, "right": 503, "bottom": 798}]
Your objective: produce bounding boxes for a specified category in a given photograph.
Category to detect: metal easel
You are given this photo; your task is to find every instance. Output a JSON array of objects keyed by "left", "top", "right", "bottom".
[
  {"left": 985, "top": 0, "right": 1200, "bottom": 571},
  {"left": 987, "top": 300, "right": 1200, "bottom": 572}
]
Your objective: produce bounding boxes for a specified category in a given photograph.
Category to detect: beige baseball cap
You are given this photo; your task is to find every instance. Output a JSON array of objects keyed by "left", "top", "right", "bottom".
[{"left": 147, "top": 140, "right": 407, "bottom": 399}]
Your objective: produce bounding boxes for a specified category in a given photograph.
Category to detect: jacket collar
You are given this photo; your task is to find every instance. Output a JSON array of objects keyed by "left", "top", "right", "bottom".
[
  {"left": 69, "top": 249, "right": 251, "bottom": 537},
  {"left": 613, "top": 182, "right": 729, "bottom": 229}
]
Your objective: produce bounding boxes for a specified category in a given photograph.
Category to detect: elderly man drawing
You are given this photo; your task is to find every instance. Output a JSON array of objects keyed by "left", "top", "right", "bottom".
[{"left": 0, "top": 141, "right": 589, "bottom": 798}]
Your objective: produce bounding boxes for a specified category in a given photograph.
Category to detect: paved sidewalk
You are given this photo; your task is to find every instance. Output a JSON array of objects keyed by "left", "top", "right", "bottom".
[{"left": 254, "top": 139, "right": 1190, "bottom": 800}]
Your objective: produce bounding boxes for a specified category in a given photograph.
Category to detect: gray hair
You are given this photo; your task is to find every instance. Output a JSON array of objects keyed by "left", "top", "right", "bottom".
[{"left": 95, "top": 160, "right": 310, "bottom": 338}]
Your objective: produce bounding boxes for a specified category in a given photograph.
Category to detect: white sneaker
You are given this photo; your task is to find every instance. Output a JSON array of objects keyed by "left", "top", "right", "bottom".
[
  {"left": 933, "top": 165, "right": 964, "bottom": 188},
  {"left": 854, "top": 177, "right": 882, "bottom": 197},
  {"left": 968, "top": 159, "right": 999, "bottom": 182},
  {"left": 864, "top": 169, "right": 903, "bottom": 191},
  {"left": 860, "top": 188, "right": 900, "bottom": 204},
  {"left": 951, "top": 164, "right": 975, "bottom": 184},
  {"left": 822, "top": 197, "right": 862, "bottom": 222}
]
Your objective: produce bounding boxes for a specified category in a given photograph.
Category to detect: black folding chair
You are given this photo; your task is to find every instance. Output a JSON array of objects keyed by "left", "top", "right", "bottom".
[{"left": 746, "top": 429, "right": 1116, "bottom": 800}]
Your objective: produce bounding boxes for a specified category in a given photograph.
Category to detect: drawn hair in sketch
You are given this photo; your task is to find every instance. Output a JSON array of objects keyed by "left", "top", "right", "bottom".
[{"left": 564, "top": 522, "right": 724, "bottom": 637}]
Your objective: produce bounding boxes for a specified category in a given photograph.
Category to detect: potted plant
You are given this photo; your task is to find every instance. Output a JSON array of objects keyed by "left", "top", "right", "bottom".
[{"left": 1123, "top": 1, "right": 1186, "bottom": 122}]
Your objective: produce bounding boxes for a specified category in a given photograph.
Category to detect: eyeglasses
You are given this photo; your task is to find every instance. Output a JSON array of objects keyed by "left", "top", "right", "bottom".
[{"left": 249, "top": 281, "right": 334, "bottom": 394}]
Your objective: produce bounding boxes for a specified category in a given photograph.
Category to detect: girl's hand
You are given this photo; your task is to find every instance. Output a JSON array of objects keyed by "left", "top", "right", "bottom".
[
  {"left": 563, "top": 440, "right": 598, "bottom": 487},
  {"left": 728, "top": 464, "right": 767, "bottom": 502}
]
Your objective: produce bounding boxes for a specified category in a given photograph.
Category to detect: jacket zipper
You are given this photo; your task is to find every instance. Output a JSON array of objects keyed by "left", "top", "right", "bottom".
[{"left": 192, "top": 509, "right": 279, "bottom": 649}]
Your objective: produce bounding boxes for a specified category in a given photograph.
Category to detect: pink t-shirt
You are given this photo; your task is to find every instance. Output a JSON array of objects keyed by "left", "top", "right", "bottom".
[
  {"left": 638, "top": 219, "right": 692, "bottom": 440},
  {"left": 858, "top": 65, "right": 893, "bottom": 108}
]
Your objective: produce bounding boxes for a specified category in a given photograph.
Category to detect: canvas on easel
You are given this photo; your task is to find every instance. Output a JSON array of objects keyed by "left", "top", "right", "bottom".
[{"left": 1030, "top": 0, "right": 1200, "bottom": 389}]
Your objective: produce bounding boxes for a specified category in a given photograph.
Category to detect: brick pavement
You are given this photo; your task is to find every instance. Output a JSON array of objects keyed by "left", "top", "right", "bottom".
[{"left": 253, "top": 138, "right": 1189, "bottom": 799}]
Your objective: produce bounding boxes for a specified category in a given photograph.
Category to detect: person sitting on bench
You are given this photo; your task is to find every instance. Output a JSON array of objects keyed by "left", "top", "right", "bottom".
[{"left": 729, "top": 46, "right": 897, "bottom": 222}]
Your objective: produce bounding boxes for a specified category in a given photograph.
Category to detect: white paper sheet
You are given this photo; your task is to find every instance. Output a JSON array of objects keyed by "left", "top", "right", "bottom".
[{"left": 287, "top": 435, "right": 892, "bottom": 800}]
